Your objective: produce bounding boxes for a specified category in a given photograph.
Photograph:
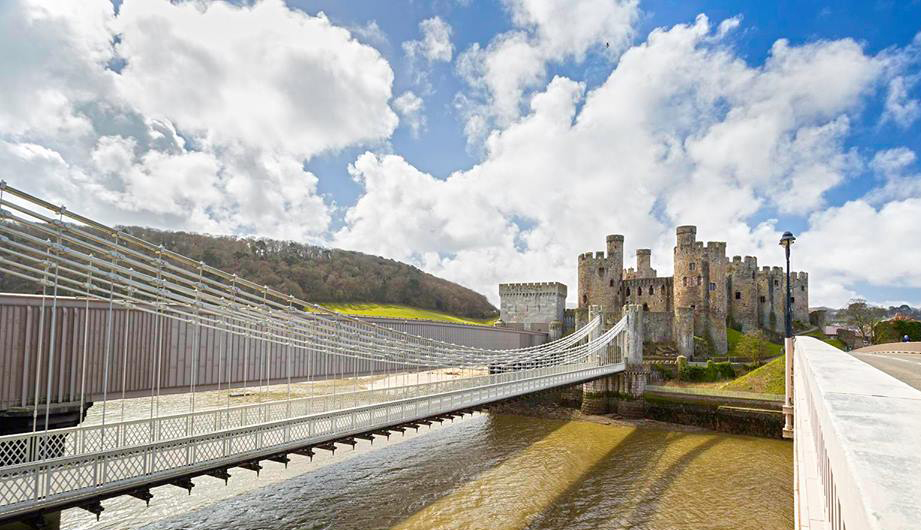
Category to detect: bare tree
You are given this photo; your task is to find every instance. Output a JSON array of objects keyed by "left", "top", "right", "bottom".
[{"left": 842, "top": 298, "right": 886, "bottom": 344}]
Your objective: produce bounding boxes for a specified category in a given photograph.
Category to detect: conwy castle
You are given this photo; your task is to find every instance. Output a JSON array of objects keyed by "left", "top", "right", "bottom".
[{"left": 499, "top": 225, "right": 809, "bottom": 358}]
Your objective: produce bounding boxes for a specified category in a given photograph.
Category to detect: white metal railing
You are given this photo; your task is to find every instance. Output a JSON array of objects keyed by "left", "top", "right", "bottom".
[
  {"left": 0, "top": 362, "right": 604, "bottom": 465},
  {"left": 0, "top": 360, "right": 624, "bottom": 519},
  {"left": 793, "top": 336, "right": 921, "bottom": 529}
]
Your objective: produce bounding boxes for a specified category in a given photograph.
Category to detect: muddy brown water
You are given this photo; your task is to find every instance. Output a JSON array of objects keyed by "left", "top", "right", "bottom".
[{"left": 62, "top": 411, "right": 792, "bottom": 530}]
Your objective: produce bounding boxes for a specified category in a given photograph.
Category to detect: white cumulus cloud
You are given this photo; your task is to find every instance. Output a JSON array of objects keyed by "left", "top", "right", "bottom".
[
  {"left": 339, "top": 15, "right": 914, "bottom": 307},
  {"left": 0, "top": 0, "right": 397, "bottom": 242},
  {"left": 393, "top": 91, "right": 426, "bottom": 137},
  {"left": 403, "top": 16, "right": 454, "bottom": 63},
  {"left": 455, "top": 0, "right": 639, "bottom": 144}
]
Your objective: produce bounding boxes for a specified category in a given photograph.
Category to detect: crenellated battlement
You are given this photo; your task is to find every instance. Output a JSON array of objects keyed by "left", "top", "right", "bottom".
[{"left": 499, "top": 282, "right": 568, "bottom": 296}]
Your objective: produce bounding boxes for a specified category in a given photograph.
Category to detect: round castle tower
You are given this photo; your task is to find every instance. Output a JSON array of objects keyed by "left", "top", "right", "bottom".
[
  {"left": 577, "top": 234, "right": 624, "bottom": 317},
  {"left": 672, "top": 226, "right": 728, "bottom": 357}
]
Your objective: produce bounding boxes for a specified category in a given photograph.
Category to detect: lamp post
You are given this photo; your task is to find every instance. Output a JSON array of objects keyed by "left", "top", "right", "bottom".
[{"left": 780, "top": 231, "right": 796, "bottom": 439}]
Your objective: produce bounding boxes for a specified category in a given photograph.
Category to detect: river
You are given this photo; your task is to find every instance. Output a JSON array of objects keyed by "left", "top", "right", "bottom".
[{"left": 61, "top": 412, "right": 792, "bottom": 529}]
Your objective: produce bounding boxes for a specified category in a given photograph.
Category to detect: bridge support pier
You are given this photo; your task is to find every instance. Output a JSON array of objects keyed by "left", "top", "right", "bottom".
[{"left": 581, "top": 304, "right": 648, "bottom": 416}]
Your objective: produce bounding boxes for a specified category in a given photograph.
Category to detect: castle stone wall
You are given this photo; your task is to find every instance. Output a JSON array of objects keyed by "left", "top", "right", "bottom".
[
  {"left": 623, "top": 277, "right": 673, "bottom": 312},
  {"left": 643, "top": 310, "right": 673, "bottom": 343}
]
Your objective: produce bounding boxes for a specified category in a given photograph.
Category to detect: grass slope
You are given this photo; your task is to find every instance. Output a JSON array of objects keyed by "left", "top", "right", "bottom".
[
  {"left": 722, "top": 355, "right": 786, "bottom": 395},
  {"left": 726, "top": 328, "right": 783, "bottom": 358},
  {"left": 321, "top": 303, "right": 498, "bottom": 326}
]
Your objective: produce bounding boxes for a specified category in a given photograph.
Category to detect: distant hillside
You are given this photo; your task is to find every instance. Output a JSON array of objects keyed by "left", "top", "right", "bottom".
[
  {"left": 824, "top": 303, "right": 921, "bottom": 324},
  {"left": 0, "top": 225, "right": 498, "bottom": 320}
]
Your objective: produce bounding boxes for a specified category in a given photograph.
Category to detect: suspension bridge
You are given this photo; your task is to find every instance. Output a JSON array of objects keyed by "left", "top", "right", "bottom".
[
  {"left": 0, "top": 183, "right": 640, "bottom": 527},
  {"left": 2, "top": 182, "right": 920, "bottom": 530}
]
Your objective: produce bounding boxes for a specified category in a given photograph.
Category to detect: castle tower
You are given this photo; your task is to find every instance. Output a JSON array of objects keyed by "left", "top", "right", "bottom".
[
  {"left": 728, "top": 256, "right": 759, "bottom": 331},
  {"left": 705, "top": 241, "right": 728, "bottom": 355},
  {"left": 498, "top": 282, "right": 567, "bottom": 333},
  {"left": 577, "top": 234, "right": 624, "bottom": 318},
  {"left": 672, "top": 226, "right": 728, "bottom": 356},
  {"left": 635, "top": 249, "right": 656, "bottom": 279},
  {"left": 792, "top": 272, "right": 809, "bottom": 324},
  {"left": 672, "top": 226, "right": 699, "bottom": 357}
]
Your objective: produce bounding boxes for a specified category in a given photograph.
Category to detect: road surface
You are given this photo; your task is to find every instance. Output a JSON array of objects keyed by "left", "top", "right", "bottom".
[{"left": 849, "top": 342, "right": 921, "bottom": 391}]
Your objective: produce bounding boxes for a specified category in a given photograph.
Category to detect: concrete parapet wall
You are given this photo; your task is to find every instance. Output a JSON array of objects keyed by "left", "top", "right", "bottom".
[{"left": 794, "top": 336, "right": 921, "bottom": 528}]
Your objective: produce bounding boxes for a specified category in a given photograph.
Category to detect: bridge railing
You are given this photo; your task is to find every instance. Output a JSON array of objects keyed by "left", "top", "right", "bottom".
[
  {"left": 793, "top": 336, "right": 921, "bottom": 529},
  {"left": 0, "top": 361, "right": 624, "bottom": 519},
  {"left": 0, "top": 361, "right": 599, "bottom": 466}
]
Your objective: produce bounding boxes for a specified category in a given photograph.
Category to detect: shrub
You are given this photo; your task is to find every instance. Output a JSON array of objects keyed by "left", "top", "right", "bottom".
[
  {"left": 651, "top": 363, "right": 674, "bottom": 381},
  {"left": 873, "top": 320, "right": 921, "bottom": 343},
  {"left": 678, "top": 360, "right": 735, "bottom": 382}
]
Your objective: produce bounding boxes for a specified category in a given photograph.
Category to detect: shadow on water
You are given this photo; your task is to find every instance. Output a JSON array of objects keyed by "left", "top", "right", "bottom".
[
  {"left": 525, "top": 428, "right": 792, "bottom": 530},
  {"left": 527, "top": 431, "right": 721, "bottom": 529},
  {"left": 126, "top": 413, "right": 791, "bottom": 530},
  {"left": 135, "top": 413, "right": 564, "bottom": 530}
]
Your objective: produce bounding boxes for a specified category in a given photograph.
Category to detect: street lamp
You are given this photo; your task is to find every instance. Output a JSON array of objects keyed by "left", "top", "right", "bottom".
[{"left": 779, "top": 231, "right": 795, "bottom": 439}]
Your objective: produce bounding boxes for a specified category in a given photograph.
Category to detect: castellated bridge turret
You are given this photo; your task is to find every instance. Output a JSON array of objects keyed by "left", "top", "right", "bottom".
[{"left": 498, "top": 282, "right": 567, "bottom": 336}]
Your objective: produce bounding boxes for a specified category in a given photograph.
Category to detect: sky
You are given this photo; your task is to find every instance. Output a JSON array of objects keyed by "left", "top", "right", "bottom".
[{"left": 2, "top": 0, "right": 921, "bottom": 309}]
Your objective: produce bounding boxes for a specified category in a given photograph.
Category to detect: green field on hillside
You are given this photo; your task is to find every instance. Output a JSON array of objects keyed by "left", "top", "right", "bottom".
[{"left": 320, "top": 303, "right": 498, "bottom": 326}]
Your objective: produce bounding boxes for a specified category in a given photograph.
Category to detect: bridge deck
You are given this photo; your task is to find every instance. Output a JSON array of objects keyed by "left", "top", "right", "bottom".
[{"left": 0, "top": 362, "right": 624, "bottom": 523}]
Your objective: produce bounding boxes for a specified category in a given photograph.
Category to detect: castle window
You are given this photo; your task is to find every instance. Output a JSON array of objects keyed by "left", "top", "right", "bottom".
[
  {"left": 643, "top": 303, "right": 649, "bottom": 311},
  {"left": 697, "top": 276, "right": 702, "bottom": 286},
  {"left": 774, "top": 279, "right": 779, "bottom": 286},
  {"left": 801, "top": 285, "right": 805, "bottom": 292},
  {"left": 689, "top": 262, "right": 696, "bottom": 271},
  {"left": 752, "top": 271, "right": 756, "bottom": 279},
  {"left": 649, "top": 286, "right": 654, "bottom": 295},
  {"left": 735, "top": 291, "right": 741, "bottom": 300},
  {"left": 638, "top": 287, "right": 643, "bottom": 296},
  {"left": 709, "top": 282, "right": 716, "bottom": 291},
  {"left": 609, "top": 279, "right": 614, "bottom": 287},
  {"left": 690, "top": 304, "right": 696, "bottom": 310},
  {"left": 759, "top": 295, "right": 766, "bottom": 303},
  {"left": 582, "top": 294, "right": 587, "bottom": 304},
  {"left": 682, "top": 277, "right": 688, "bottom": 287},
  {"left": 791, "top": 297, "right": 795, "bottom": 303},
  {"left": 598, "top": 267, "right": 605, "bottom": 277},
  {"left": 626, "top": 287, "right": 631, "bottom": 296}
]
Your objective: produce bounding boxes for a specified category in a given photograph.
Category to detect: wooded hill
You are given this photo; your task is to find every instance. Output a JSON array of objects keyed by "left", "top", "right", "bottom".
[{"left": 0, "top": 226, "right": 499, "bottom": 320}]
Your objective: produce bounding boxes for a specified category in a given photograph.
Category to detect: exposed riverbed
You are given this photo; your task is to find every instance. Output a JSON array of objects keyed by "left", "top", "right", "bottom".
[{"left": 62, "top": 411, "right": 792, "bottom": 529}]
